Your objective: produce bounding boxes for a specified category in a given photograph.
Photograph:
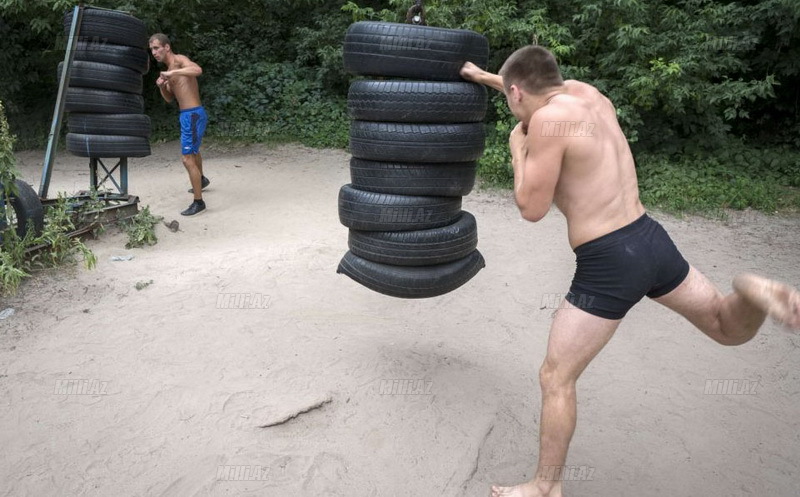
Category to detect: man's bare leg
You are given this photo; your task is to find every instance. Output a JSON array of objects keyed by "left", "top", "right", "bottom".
[
  {"left": 182, "top": 153, "right": 203, "bottom": 201},
  {"left": 733, "top": 273, "right": 800, "bottom": 330},
  {"left": 653, "top": 267, "right": 800, "bottom": 345},
  {"left": 187, "top": 152, "right": 209, "bottom": 193},
  {"left": 491, "top": 302, "right": 621, "bottom": 497}
]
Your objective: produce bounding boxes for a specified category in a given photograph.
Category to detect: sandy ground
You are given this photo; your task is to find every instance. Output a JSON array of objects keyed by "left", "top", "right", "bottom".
[{"left": 1, "top": 141, "right": 799, "bottom": 497}]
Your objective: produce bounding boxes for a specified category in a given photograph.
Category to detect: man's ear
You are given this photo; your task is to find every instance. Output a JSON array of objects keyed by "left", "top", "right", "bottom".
[{"left": 509, "top": 84, "right": 523, "bottom": 103}]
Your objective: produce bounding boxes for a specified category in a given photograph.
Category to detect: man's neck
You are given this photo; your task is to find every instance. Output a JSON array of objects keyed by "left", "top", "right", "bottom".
[
  {"left": 526, "top": 86, "right": 567, "bottom": 118},
  {"left": 164, "top": 52, "right": 176, "bottom": 68}
]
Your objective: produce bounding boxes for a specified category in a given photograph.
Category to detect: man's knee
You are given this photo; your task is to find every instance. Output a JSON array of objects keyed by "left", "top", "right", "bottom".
[{"left": 539, "top": 359, "right": 576, "bottom": 395}]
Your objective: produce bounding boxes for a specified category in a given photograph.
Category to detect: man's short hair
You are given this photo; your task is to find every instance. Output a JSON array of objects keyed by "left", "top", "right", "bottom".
[
  {"left": 499, "top": 45, "right": 564, "bottom": 95},
  {"left": 149, "top": 33, "right": 171, "bottom": 48}
]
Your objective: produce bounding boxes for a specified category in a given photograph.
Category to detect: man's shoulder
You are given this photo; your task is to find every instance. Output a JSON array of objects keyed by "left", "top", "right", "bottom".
[{"left": 534, "top": 94, "right": 586, "bottom": 122}]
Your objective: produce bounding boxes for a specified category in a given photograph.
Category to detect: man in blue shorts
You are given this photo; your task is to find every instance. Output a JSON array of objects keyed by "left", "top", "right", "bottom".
[
  {"left": 149, "top": 33, "right": 209, "bottom": 216},
  {"left": 461, "top": 48, "right": 800, "bottom": 497}
]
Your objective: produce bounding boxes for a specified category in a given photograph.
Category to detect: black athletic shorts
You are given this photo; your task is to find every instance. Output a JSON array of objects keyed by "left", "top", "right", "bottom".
[{"left": 565, "top": 213, "right": 690, "bottom": 320}]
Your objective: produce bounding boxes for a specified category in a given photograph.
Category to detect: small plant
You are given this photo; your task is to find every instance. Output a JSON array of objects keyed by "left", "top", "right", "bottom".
[
  {"left": 1, "top": 195, "right": 97, "bottom": 296},
  {"left": 123, "top": 206, "right": 163, "bottom": 249},
  {"left": 135, "top": 279, "right": 153, "bottom": 291}
]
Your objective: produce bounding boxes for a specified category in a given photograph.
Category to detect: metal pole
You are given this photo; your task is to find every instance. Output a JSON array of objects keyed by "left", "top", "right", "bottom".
[
  {"left": 39, "top": 5, "right": 84, "bottom": 199},
  {"left": 89, "top": 157, "right": 97, "bottom": 190},
  {"left": 120, "top": 157, "right": 128, "bottom": 195}
]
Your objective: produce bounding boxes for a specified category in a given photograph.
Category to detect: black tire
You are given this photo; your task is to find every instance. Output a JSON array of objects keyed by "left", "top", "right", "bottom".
[
  {"left": 65, "top": 87, "right": 144, "bottom": 114},
  {"left": 336, "top": 249, "right": 485, "bottom": 299},
  {"left": 349, "top": 211, "right": 478, "bottom": 266},
  {"left": 66, "top": 133, "right": 151, "bottom": 158},
  {"left": 64, "top": 8, "right": 148, "bottom": 49},
  {"left": 1, "top": 180, "right": 44, "bottom": 240},
  {"left": 58, "top": 61, "right": 143, "bottom": 94},
  {"left": 72, "top": 42, "right": 149, "bottom": 74},
  {"left": 350, "top": 158, "right": 476, "bottom": 196},
  {"left": 343, "top": 21, "right": 489, "bottom": 81},
  {"left": 350, "top": 121, "right": 485, "bottom": 163},
  {"left": 338, "top": 184, "right": 461, "bottom": 232},
  {"left": 68, "top": 113, "right": 151, "bottom": 138},
  {"left": 348, "top": 80, "right": 487, "bottom": 123}
]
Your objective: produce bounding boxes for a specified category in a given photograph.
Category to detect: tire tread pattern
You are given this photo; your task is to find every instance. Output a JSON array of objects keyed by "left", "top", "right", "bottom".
[{"left": 337, "top": 250, "right": 485, "bottom": 299}]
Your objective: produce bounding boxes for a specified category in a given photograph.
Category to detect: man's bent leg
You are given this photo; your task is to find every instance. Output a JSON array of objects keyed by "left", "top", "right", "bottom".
[
  {"left": 197, "top": 152, "right": 204, "bottom": 177},
  {"left": 653, "top": 266, "right": 799, "bottom": 345},
  {"left": 491, "top": 301, "right": 621, "bottom": 497}
]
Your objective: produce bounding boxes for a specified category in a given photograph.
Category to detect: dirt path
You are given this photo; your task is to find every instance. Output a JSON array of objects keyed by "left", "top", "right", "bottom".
[{"left": 1, "top": 142, "right": 799, "bottom": 496}]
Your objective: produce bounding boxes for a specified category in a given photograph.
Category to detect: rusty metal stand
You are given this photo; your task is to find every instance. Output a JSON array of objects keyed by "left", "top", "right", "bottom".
[{"left": 90, "top": 157, "right": 129, "bottom": 195}]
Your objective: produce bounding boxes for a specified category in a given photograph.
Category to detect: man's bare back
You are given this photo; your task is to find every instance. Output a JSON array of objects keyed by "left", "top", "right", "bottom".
[{"left": 528, "top": 80, "right": 645, "bottom": 249}]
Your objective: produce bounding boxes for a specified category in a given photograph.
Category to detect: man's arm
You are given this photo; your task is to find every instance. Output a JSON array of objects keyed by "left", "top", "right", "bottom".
[
  {"left": 460, "top": 62, "right": 504, "bottom": 92},
  {"left": 156, "top": 75, "right": 174, "bottom": 103},
  {"left": 161, "top": 55, "right": 203, "bottom": 78},
  {"left": 511, "top": 107, "right": 567, "bottom": 222}
]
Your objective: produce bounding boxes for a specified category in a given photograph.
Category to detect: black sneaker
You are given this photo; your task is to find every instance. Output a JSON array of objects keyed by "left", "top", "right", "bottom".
[
  {"left": 181, "top": 199, "right": 206, "bottom": 216},
  {"left": 188, "top": 176, "right": 211, "bottom": 193}
]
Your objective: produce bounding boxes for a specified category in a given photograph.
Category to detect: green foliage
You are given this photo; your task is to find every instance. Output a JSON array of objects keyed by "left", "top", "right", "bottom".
[
  {"left": 205, "top": 62, "right": 348, "bottom": 148},
  {"left": 637, "top": 146, "right": 800, "bottom": 213},
  {"left": 123, "top": 205, "right": 162, "bottom": 249},
  {"left": 2, "top": 0, "right": 799, "bottom": 213},
  {"left": 0, "top": 100, "right": 20, "bottom": 200},
  {"left": 478, "top": 94, "right": 515, "bottom": 187},
  {"left": 1, "top": 195, "right": 97, "bottom": 296}
]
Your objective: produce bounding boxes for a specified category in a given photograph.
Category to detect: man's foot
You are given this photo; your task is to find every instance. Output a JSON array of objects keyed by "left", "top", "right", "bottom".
[
  {"left": 188, "top": 175, "right": 210, "bottom": 193},
  {"left": 733, "top": 273, "right": 800, "bottom": 329},
  {"left": 490, "top": 481, "right": 560, "bottom": 497},
  {"left": 180, "top": 199, "right": 206, "bottom": 216}
]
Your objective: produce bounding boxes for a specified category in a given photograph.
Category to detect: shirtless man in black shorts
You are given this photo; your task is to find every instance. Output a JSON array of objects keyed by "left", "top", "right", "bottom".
[{"left": 460, "top": 46, "right": 800, "bottom": 497}]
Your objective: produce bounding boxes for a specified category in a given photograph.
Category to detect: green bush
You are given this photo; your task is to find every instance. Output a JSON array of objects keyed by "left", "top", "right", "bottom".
[{"left": 1, "top": 0, "right": 798, "bottom": 214}]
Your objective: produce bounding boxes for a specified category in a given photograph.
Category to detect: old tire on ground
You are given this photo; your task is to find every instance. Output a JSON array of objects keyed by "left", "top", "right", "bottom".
[
  {"left": 348, "top": 211, "right": 478, "bottom": 266},
  {"left": 348, "top": 80, "right": 487, "bottom": 123},
  {"left": 350, "top": 158, "right": 476, "bottom": 196},
  {"left": 65, "top": 88, "right": 144, "bottom": 114},
  {"left": 338, "top": 184, "right": 461, "bottom": 232},
  {"left": 68, "top": 113, "right": 151, "bottom": 137},
  {"left": 343, "top": 21, "right": 489, "bottom": 81},
  {"left": 64, "top": 8, "right": 148, "bottom": 49},
  {"left": 58, "top": 61, "right": 143, "bottom": 94},
  {"left": 336, "top": 249, "right": 485, "bottom": 299},
  {"left": 72, "top": 42, "right": 149, "bottom": 74},
  {"left": 349, "top": 121, "right": 485, "bottom": 163},
  {"left": 1, "top": 180, "right": 44, "bottom": 240},
  {"left": 66, "top": 133, "right": 151, "bottom": 158}
]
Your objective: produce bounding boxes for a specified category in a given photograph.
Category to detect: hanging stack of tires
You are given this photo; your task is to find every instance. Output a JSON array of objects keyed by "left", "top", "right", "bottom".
[
  {"left": 61, "top": 7, "right": 151, "bottom": 159},
  {"left": 337, "top": 21, "right": 489, "bottom": 299}
]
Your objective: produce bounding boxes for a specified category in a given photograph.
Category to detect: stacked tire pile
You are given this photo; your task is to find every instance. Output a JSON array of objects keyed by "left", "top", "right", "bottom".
[
  {"left": 337, "top": 21, "right": 489, "bottom": 298},
  {"left": 61, "top": 8, "right": 151, "bottom": 159}
]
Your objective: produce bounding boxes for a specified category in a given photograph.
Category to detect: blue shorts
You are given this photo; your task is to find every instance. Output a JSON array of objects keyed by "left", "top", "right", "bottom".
[
  {"left": 566, "top": 214, "right": 690, "bottom": 320},
  {"left": 179, "top": 106, "right": 207, "bottom": 155}
]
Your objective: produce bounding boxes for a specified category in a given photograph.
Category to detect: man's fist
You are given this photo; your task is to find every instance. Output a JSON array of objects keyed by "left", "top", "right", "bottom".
[{"left": 460, "top": 61, "right": 483, "bottom": 83}]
